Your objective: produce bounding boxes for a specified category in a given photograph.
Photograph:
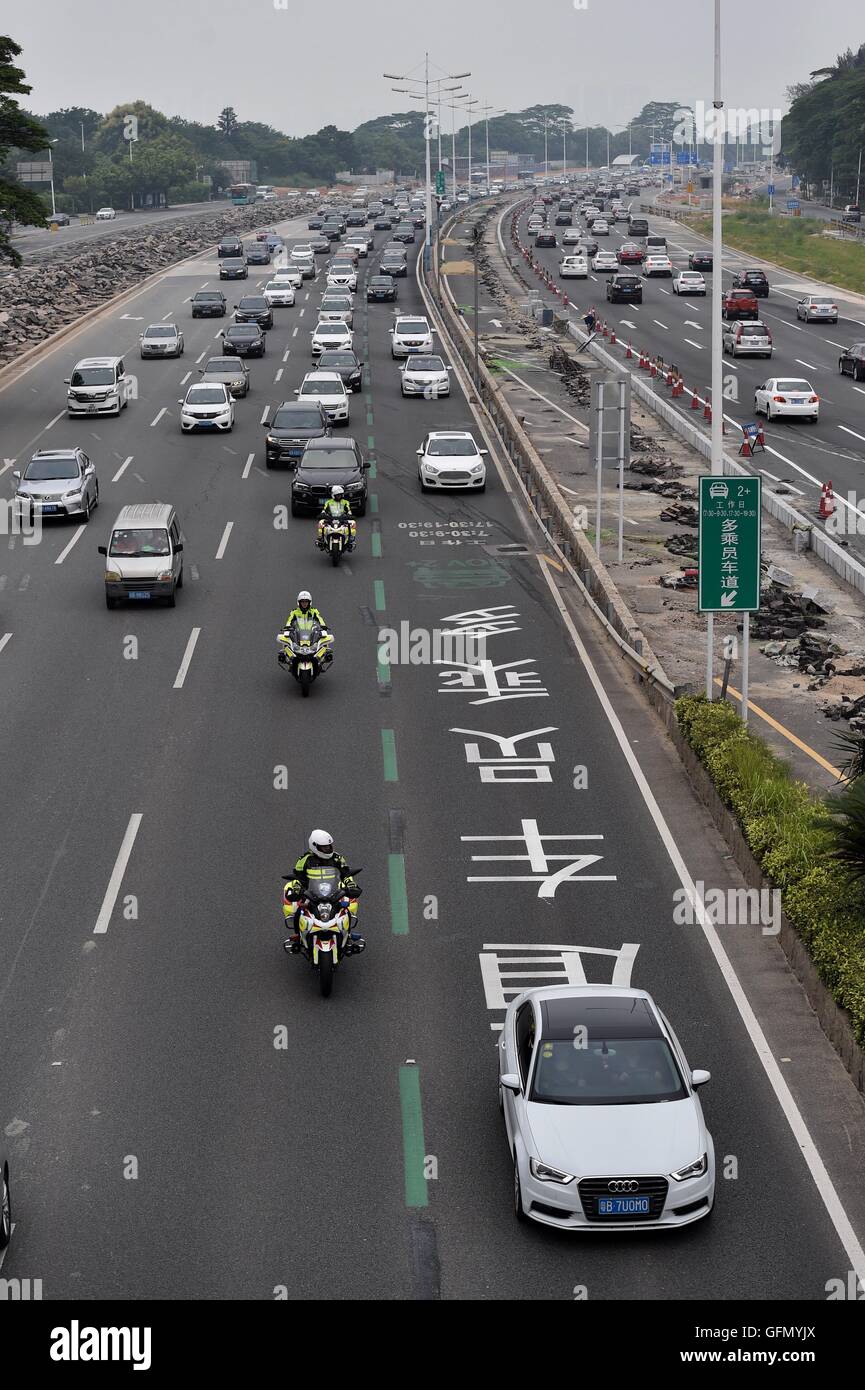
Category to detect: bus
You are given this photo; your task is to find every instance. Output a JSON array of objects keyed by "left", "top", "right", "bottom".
[{"left": 228, "top": 183, "right": 256, "bottom": 206}]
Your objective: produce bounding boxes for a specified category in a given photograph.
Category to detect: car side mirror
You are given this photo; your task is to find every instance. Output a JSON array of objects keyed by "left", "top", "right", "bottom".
[
  {"left": 363, "top": 460, "right": 370, "bottom": 470},
  {"left": 177, "top": 399, "right": 184, "bottom": 405},
  {"left": 63, "top": 378, "right": 71, "bottom": 385},
  {"left": 479, "top": 449, "right": 489, "bottom": 456},
  {"left": 416, "top": 448, "right": 423, "bottom": 456},
  {"left": 691, "top": 1069, "right": 711, "bottom": 1088},
  {"left": 12, "top": 469, "right": 20, "bottom": 480},
  {"left": 98, "top": 545, "right": 107, "bottom": 555},
  {"left": 500, "top": 1073, "right": 521, "bottom": 1093},
  {"left": 261, "top": 420, "right": 270, "bottom": 428},
  {"left": 174, "top": 542, "right": 184, "bottom": 554}
]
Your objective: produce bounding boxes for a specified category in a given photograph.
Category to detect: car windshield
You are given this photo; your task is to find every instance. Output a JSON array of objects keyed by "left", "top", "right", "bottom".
[
  {"left": 776, "top": 381, "right": 811, "bottom": 392},
  {"left": 144, "top": 326, "right": 175, "bottom": 338},
  {"left": 303, "top": 449, "right": 358, "bottom": 470},
  {"left": 399, "top": 321, "right": 428, "bottom": 334},
  {"left": 265, "top": 281, "right": 287, "bottom": 291},
  {"left": 109, "top": 528, "right": 170, "bottom": 558},
  {"left": 408, "top": 357, "right": 445, "bottom": 372},
  {"left": 273, "top": 408, "right": 320, "bottom": 429},
  {"left": 227, "top": 327, "right": 258, "bottom": 337},
  {"left": 204, "top": 359, "right": 243, "bottom": 373},
  {"left": 740, "top": 323, "right": 767, "bottom": 333},
  {"left": 427, "top": 437, "right": 476, "bottom": 457},
  {"left": 239, "top": 298, "right": 267, "bottom": 309},
  {"left": 187, "top": 386, "right": 227, "bottom": 403},
  {"left": 196, "top": 293, "right": 222, "bottom": 302},
  {"left": 71, "top": 368, "right": 114, "bottom": 386},
  {"left": 319, "top": 353, "right": 355, "bottom": 367},
  {"left": 811, "top": 298, "right": 834, "bottom": 306},
  {"left": 616, "top": 277, "right": 638, "bottom": 286},
  {"left": 371, "top": 276, "right": 392, "bottom": 285},
  {"left": 302, "top": 378, "right": 344, "bottom": 396},
  {"left": 316, "top": 325, "right": 348, "bottom": 336},
  {"left": 24, "top": 456, "right": 79, "bottom": 480},
  {"left": 531, "top": 1037, "right": 687, "bottom": 1105}
]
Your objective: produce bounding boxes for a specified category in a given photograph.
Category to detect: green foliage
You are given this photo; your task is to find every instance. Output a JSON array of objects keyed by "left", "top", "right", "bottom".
[
  {"left": 676, "top": 696, "right": 865, "bottom": 1042},
  {"left": 682, "top": 208, "right": 865, "bottom": 296},
  {"left": 782, "top": 43, "right": 865, "bottom": 196},
  {"left": 0, "top": 33, "right": 51, "bottom": 262}
]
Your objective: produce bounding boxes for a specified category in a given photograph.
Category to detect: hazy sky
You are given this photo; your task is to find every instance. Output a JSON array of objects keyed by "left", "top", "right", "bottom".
[{"left": 8, "top": 0, "right": 862, "bottom": 135}]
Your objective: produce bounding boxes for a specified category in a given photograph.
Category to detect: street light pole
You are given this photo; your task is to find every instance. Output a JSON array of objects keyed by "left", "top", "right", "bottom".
[
  {"left": 544, "top": 115, "right": 548, "bottom": 179},
  {"left": 562, "top": 119, "right": 567, "bottom": 180},
  {"left": 707, "top": 0, "right": 725, "bottom": 704},
  {"left": 47, "top": 143, "right": 57, "bottom": 217},
  {"left": 856, "top": 147, "right": 862, "bottom": 207}
]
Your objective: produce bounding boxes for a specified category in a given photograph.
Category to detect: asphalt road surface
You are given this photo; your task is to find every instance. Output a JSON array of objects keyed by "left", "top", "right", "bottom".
[
  {"left": 9, "top": 199, "right": 238, "bottom": 262},
  {"left": 0, "top": 204, "right": 863, "bottom": 1300}
]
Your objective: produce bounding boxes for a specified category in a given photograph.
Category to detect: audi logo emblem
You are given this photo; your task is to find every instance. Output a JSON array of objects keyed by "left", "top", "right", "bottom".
[{"left": 607, "top": 1180, "right": 640, "bottom": 1193}]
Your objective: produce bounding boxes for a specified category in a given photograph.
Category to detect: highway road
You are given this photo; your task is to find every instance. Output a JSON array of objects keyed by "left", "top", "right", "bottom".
[
  {"left": 0, "top": 202, "right": 864, "bottom": 1300},
  {"left": 8, "top": 199, "right": 237, "bottom": 263},
  {"left": 519, "top": 200, "right": 865, "bottom": 557}
]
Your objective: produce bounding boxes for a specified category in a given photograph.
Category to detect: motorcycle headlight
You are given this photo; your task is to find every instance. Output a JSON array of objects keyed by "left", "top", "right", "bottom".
[
  {"left": 671, "top": 1153, "right": 708, "bottom": 1182},
  {"left": 232, "top": 380, "right": 244, "bottom": 389},
  {"left": 529, "top": 1159, "right": 575, "bottom": 1185},
  {"left": 318, "top": 902, "right": 333, "bottom": 919}
]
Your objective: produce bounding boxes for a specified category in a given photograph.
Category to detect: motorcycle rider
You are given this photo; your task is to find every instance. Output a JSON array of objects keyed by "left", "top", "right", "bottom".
[
  {"left": 282, "top": 828, "right": 364, "bottom": 954},
  {"left": 283, "top": 590, "right": 334, "bottom": 666},
  {"left": 318, "top": 485, "right": 356, "bottom": 551}
]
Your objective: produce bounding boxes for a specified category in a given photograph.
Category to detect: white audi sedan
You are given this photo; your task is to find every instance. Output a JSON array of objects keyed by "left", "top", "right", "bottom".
[
  {"left": 754, "top": 377, "right": 820, "bottom": 421},
  {"left": 643, "top": 254, "right": 674, "bottom": 277},
  {"left": 500, "top": 986, "right": 715, "bottom": 1231},
  {"left": 417, "top": 430, "right": 487, "bottom": 491},
  {"left": 95, "top": 206, "right": 116, "bottom": 220}
]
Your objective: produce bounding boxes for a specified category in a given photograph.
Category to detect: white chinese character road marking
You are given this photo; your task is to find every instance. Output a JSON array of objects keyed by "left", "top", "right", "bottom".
[
  {"left": 440, "top": 605, "right": 522, "bottom": 638},
  {"left": 437, "top": 659, "right": 548, "bottom": 704},
  {"left": 461, "top": 818, "right": 615, "bottom": 897},
  {"left": 449, "top": 726, "right": 557, "bottom": 782},
  {"left": 480, "top": 942, "right": 640, "bottom": 1029}
]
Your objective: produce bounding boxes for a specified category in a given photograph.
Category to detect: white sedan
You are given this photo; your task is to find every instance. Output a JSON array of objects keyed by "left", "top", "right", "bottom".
[
  {"left": 592, "top": 250, "right": 619, "bottom": 272},
  {"left": 326, "top": 268, "right": 358, "bottom": 292},
  {"left": 401, "top": 354, "right": 452, "bottom": 398},
  {"left": 272, "top": 264, "right": 303, "bottom": 289},
  {"left": 672, "top": 270, "right": 707, "bottom": 295},
  {"left": 592, "top": 218, "right": 610, "bottom": 235},
  {"left": 643, "top": 254, "right": 674, "bottom": 277},
  {"left": 560, "top": 255, "right": 589, "bottom": 279},
  {"left": 500, "top": 985, "right": 715, "bottom": 1231},
  {"left": 310, "top": 320, "right": 354, "bottom": 356},
  {"left": 796, "top": 294, "right": 838, "bottom": 324},
  {"left": 263, "top": 279, "right": 296, "bottom": 307},
  {"left": 95, "top": 207, "right": 116, "bottom": 220},
  {"left": 417, "top": 430, "right": 487, "bottom": 491},
  {"left": 754, "top": 377, "right": 820, "bottom": 421},
  {"left": 178, "top": 383, "right": 235, "bottom": 433},
  {"left": 295, "top": 371, "right": 350, "bottom": 424}
]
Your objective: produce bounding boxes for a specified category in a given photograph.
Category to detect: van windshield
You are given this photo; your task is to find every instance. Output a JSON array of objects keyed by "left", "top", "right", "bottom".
[
  {"left": 109, "top": 528, "right": 170, "bottom": 557},
  {"left": 71, "top": 368, "right": 114, "bottom": 386}
]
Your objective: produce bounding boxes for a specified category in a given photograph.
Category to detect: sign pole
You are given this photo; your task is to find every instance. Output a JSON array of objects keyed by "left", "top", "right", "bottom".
[
  {"left": 709, "top": 0, "right": 725, "bottom": 702},
  {"left": 741, "top": 613, "right": 750, "bottom": 724},
  {"left": 706, "top": 614, "right": 714, "bottom": 700},
  {"left": 617, "top": 378, "right": 626, "bottom": 563},
  {"left": 595, "top": 380, "right": 604, "bottom": 555}
]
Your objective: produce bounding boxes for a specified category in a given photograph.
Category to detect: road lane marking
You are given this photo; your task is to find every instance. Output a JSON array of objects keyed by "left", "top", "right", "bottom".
[
  {"left": 173, "top": 627, "right": 202, "bottom": 689},
  {"left": 534, "top": 554, "right": 865, "bottom": 1281},
  {"left": 824, "top": 339, "right": 847, "bottom": 348},
  {"left": 242, "top": 452, "right": 255, "bottom": 479},
  {"left": 282, "top": 350, "right": 290, "bottom": 362},
  {"left": 196, "top": 351, "right": 207, "bottom": 364},
  {"left": 374, "top": 579, "right": 386, "bottom": 611},
  {"left": 94, "top": 814, "right": 143, "bottom": 934},
  {"left": 275, "top": 368, "right": 283, "bottom": 383},
  {"left": 111, "top": 455, "right": 133, "bottom": 482},
  {"left": 381, "top": 729, "right": 398, "bottom": 782},
  {"left": 180, "top": 371, "right": 191, "bottom": 385},
  {"left": 215, "top": 522, "right": 233, "bottom": 559},
  {"left": 292, "top": 326, "right": 298, "bottom": 337},
  {"left": 715, "top": 678, "right": 841, "bottom": 778},
  {"left": 54, "top": 525, "right": 86, "bottom": 565},
  {"left": 389, "top": 855, "right": 409, "bottom": 936},
  {"left": 684, "top": 338, "right": 704, "bottom": 350},
  {"left": 259, "top": 406, "right": 269, "bottom": 424},
  {"left": 839, "top": 425, "right": 865, "bottom": 443},
  {"left": 653, "top": 320, "right": 669, "bottom": 330},
  {"left": 795, "top": 360, "right": 819, "bottom": 371},
  {"left": 399, "top": 1065, "right": 428, "bottom": 1206},
  {"left": 150, "top": 407, "right": 167, "bottom": 427},
  {"left": 43, "top": 409, "right": 65, "bottom": 433},
  {"left": 0, "top": 633, "right": 11, "bottom": 655}
]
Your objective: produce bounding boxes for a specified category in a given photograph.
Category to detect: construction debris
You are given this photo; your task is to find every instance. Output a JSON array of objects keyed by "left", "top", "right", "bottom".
[
  {"left": 659, "top": 568, "right": 698, "bottom": 589},
  {"left": 659, "top": 502, "right": 699, "bottom": 527},
  {"left": 629, "top": 455, "right": 684, "bottom": 479},
  {"left": 665, "top": 533, "right": 699, "bottom": 559},
  {"left": 751, "top": 581, "right": 828, "bottom": 639}
]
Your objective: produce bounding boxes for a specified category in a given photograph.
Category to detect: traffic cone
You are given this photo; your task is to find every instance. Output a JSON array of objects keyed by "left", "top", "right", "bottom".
[
  {"left": 665, "top": 368, "right": 673, "bottom": 387},
  {"left": 690, "top": 389, "right": 700, "bottom": 410},
  {"left": 740, "top": 436, "right": 752, "bottom": 457},
  {"left": 609, "top": 328, "right": 616, "bottom": 344},
  {"left": 704, "top": 400, "right": 712, "bottom": 422},
  {"left": 819, "top": 482, "right": 836, "bottom": 520},
  {"left": 650, "top": 360, "right": 658, "bottom": 377},
  {"left": 626, "top": 342, "right": 633, "bottom": 359},
  {"left": 563, "top": 294, "right": 569, "bottom": 308},
  {"left": 602, "top": 320, "right": 608, "bottom": 337}
]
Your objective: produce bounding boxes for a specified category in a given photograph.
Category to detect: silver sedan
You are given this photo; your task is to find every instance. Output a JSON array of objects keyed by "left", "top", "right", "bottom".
[{"left": 139, "top": 323, "right": 184, "bottom": 358}]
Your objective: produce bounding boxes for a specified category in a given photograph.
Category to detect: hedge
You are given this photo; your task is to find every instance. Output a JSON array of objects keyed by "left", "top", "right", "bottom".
[{"left": 676, "top": 695, "right": 865, "bottom": 1043}]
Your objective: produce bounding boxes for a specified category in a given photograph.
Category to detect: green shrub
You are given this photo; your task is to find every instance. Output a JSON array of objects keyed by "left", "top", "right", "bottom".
[{"left": 675, "top": 695, "right": 865, "bottom": 1043}]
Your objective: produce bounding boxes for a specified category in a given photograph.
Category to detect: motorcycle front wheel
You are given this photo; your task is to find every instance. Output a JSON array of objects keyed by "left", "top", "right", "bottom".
[
  {"left": 319, "top": 953, "right": 334, "bottom": 997},
  {"left": 331, "top": 545, "right": 341, "bottom": 567}
]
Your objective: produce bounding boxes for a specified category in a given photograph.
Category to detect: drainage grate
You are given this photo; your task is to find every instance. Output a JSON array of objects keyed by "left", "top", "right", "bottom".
[{"left": 488, "top": 543, "right": 530, "bottom": 556}]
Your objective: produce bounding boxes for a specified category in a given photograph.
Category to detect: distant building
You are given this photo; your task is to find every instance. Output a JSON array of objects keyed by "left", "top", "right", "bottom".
[{"left": 218, "top": 160, "right": 257, "bottom": 186}]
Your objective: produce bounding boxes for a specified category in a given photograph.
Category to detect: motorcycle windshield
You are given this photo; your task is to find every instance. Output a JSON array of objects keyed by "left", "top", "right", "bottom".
[
  {"left": 290, "top": 620, "right": 321, "bottom": 647},
  {"left": 307, "top": 868, "right": 341, "bottom": 899}
]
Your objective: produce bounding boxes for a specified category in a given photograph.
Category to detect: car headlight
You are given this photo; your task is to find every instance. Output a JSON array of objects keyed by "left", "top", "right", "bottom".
[
  {"left": 470, "top": 463, "right": 484, "bottom": 474},
  {"left": 232, "top": 379, "right": 244, "bottom": 389},
  {"left": 157, "top": 569, "right": 174, "bottom": 582},
  {"left": 346, "top": 482, "right": 364, "bottom": 493},
  {"left": 62, "top": 489, "right": 83, "bottom": 500},
  {"left": 266, "top": 436, "right": 279, "bottom": 446},
  {"left": 104, "top": 569, "right": 122, "bottom": 582},
  {"left": 671, "top": 1153, "right": 708, "bottom": 1182},
  {"left": 424, "top": 463, "right": 438, "bottom": 475},
  {"left": 529, "top": 1158, "right": 575, "bottom": 1185},
  {"left": 293, "top": 481, "right": 309, "bottom": 491}
]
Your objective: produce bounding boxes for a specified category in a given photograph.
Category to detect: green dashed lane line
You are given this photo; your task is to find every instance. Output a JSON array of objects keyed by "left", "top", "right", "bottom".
[
  {"left": 368, "top": 460, "right": 377, "bottom": 479},
  {"left": 389, "top": 853, "right": 409, "bottom": 937},
  {"left": 371, "top": 531, "right": 382, "bottom": 559},
  {"left": 368, "top": 435, "right": 375, "bottom": 450},
  {"left": 367, "top": 411, "right": 375, "bottom": 427},
  {"left": 374, "top": 578, "right": 386, "bottom": 611},
  {"left": 377, "top": 654, "right": 391, "bottom": 687},
  {"left": 399, "top": 1065, "right": 428, "bottom": 1208},
  {"left": 381, "top": 729, "right": 398, "bottom": 782},
  {"left": 370, "top": 493, "right": 379, "bottom": 514}
]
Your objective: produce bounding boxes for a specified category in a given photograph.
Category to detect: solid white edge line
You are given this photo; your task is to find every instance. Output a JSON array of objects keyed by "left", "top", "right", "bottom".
[
  {"left": 535, "top": 553, "right": 865, "bottom": 1281},
  {"left": 54, "top": 524, "right": 86, "bottom": 565},
  {"left": 173, "top": 626, "right": 202, "bottom": 689},
  {"left": 215, "top": 522, "right": 233, "bottom": 559},
  {"left": 93, "top": 813, "right": 143, "bottom": 934}
]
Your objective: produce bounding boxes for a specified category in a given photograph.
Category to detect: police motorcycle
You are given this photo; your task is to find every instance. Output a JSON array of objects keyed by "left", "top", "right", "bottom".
[
  {"left": 282, "top": 867, "right": 364, "bottom": 997},
  {"left": 276, "top": 616, "right": 334, "bottom": 696}
]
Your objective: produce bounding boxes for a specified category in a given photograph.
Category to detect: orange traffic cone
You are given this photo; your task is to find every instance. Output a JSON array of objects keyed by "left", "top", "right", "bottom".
[
  {"left": 690, "top": 389, "right": 700, "bottom": 410},
  {"left": 704, "top": 400, "right": 712, "bottom": 422},
  {"left": 610, "top": 328, "right": 616, "bottom": 344},
  {"left": 819, "top": 482, "right": 836, "bottom": 520},
  {"left": 626, "top": 342, "right": 633, "bottom": 359}
]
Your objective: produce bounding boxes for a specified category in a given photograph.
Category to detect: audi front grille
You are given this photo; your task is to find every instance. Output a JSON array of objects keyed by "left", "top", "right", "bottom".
[{"left": 577, "top": 1176, "right": 669, "bottom": 1222}]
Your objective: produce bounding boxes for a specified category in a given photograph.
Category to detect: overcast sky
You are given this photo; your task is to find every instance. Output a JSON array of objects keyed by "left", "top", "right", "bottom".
[{"left": 9, "top": 0, "right": 862, "bottom": 136}]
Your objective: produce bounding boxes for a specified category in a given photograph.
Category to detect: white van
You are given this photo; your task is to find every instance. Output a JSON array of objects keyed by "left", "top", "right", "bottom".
[
  {"left": 98, "top": 503, "right": 184, "bottom": 608},
  {"left": 65, "top": 356, "right": 131, "bottom": 416}
]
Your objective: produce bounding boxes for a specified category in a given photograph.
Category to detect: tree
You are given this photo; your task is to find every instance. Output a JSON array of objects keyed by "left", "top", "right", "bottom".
[
  {"left": 0, "top": 35, "right": 51, "bottom": 263},
  {"left": 218, "top": 106, "right": 239, "bottom": 138}
]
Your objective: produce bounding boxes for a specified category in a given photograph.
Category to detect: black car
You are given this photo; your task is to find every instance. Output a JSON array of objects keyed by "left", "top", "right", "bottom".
[
  {"left": 839, "top": 343, "right": 865, "bottom": 382},
  {"left": 221, "top": 323, "right": 266, "bottom": 358},
  {"left": 555, "top": 212, "right": 573, "bottom": 226},
  {"left": 219, "top": 257, "right": 248, "bottom": 280},
  {"left": 308, "top": 217, "right": 324, "bottom": 229},
  {"left": 217, "top": 238, "right": 244, "bottom": 259},
  {"left": 607, "top": 273, "right": 643, "bottom": 304},
  {"left": 310, "top": 235, "right": 330, "bottom": 254},
  {"left": 393, "top": 224, "right": 416, "bottom": 243},
  {"left": 411, "top": 211, "right": 425, "bottom": 228},
  {"left": 732, "top": 269, "right": 769, "bottom": 297},
  {"left": 263, "top": 400, "right": 330, "bottom": 469},
  {"left": 245, "top": 242, "right": 271, "bottom": 265},
  {"left": 321, "top": 223, "right": 342, "bottom": 241},
  {"left": 367, "top": 274, "right": 397, "bottom": 302},
  {"left": 374, "top": 216, "right": 393, "bottom": 230},
  {"left": 347, "top": 212, "right": 367, "bottom": 226},
  {"left": 191, "top": 290, "right": 227, "bottom": 318},
  {"left": 689, "top": 251, "right": 713, "bottom": 271},
  {"left": 580, "top": 237, "right": 599, "bottom": 256},
  {"left": 234, "top": 295, "right": 273, "bottom": 329},
  {"left": 292, "top": 435, "right": 369, "bottom": 516},
  {"left": 49, "top": 211, "right": 71, "bottom": 226},
  {"left": 535, "top": 230, "right": 557, "bottom": 248},
  {"left": 628, "top": 217, "right": 649, "bottom": 238},
  {"left": 380, "top": 255, "right": 408, "bottom": 278},
  {"left": 317, "top": 349, "right": 364, "bottom": 392}
]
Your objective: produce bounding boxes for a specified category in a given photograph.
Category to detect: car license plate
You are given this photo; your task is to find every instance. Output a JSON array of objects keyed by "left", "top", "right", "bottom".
[
  {"left": 791, "top": 397, "right": 805, "bottom": 404},
  {"left": 597, "top": 1196, "right": 650, "bottom": 1215},
  {"left": 86, "top": 405, "right": 99, "bottom": 413},
  {"left": 40, "top": 504, "right": 59, "bottom": 513},
  {"left": 288, "top": 448, "right": 302, "bottom": 457},
  {"left": 128, "top": 591, "right": 151, "bottom": 600}
]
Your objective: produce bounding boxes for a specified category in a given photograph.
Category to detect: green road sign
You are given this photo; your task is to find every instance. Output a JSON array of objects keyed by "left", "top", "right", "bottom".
[
  {"left": 435, "top": 170, "right": 446, "bottom": 196},
  {"left": 698, "top": 475, "right": 761, "bottom": 612}
]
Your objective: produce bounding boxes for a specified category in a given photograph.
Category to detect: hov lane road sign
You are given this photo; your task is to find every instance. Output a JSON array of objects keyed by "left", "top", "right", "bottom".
[{"left": 698, "top": 476, "right": 761, "bottom": 612}]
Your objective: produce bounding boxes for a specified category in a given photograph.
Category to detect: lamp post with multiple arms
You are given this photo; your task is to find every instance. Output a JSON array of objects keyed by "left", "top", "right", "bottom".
[{"left": 384, "top": 59, "right": 470, "bottom": 255}]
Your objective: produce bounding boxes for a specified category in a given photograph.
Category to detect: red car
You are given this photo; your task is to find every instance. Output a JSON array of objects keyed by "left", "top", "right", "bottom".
[
  {"left": 617, "top": 242, "right": 644, "bottom": 264},
  {"left": 722, "top": 287, "right": 758, "bottom": 320}
]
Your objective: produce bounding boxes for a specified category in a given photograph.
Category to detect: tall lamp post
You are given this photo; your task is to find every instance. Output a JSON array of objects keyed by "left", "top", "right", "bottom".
[{"left": 385, "top": 60, "right": 470, "bottom": 253}]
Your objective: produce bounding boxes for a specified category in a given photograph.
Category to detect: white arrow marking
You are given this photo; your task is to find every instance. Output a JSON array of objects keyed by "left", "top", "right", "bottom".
[
  {"left": 684, "top": 320, "right": 703, "bottom": 329},
  {"left": 721, "top": 591, "right": 738, "bottom": 608},
  {"left": 490, "top": 317, "right": 503, "bottom": 327},
  {"left": 620, "top": 319, "right": 637, "bottom": 329},
  {"left": 118, "top": 314, "right": 144, "bottom": 321}
]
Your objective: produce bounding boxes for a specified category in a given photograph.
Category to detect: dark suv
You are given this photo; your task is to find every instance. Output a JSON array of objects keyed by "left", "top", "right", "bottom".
[
  {"left": 233, "top": 295, "right": 273, "bottom": 329},
  {"left": 263, "top": 400, "right": 330, "bottom": 468},
  {"left": 838, "top": 343, "right": 865, "bottom": 382},
  {"left": 219, "top": 257, "right": 248, "bottom": 280},
  {"left": 245, "top": 241, "right": 271, "bottom": 265},
  {"left": 367, "top": 274, "right": 397, "bottom": 302},
  {"left": 191, "top": 290, "right": 227, "bottom": 318},
  {"left": 220, "top": 323, "right": 266, "bottom": 358},
  {"left": 607, "top": 272, "right": 643, "bottom": 304},
  {"left": 217, "top": 238, "right": 244, "bottom": 259},
  {"left": 732, "top": 269, "right": 769, "bottom": 297},
  {"left": 291, "top": 436, "right": 369, "bottom": 516}
]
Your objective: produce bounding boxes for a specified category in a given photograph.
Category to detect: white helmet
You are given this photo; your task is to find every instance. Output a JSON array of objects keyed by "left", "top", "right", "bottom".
[
  {"left": 309, "top": 829, "right": 334, "bottom": 859},
  {"left": 297, "top": 590, "right": 312, "bottom": 610},
  {"left": 330, "top": 485, "right": 345, "bottom": 498}
]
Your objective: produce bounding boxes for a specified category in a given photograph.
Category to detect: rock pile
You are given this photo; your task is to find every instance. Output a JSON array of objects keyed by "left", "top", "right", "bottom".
[
  {"left": 751, "top": 580, "right": 829, "bottom": 639},
  {"left": 0, "top": 197, "right": 309, "bottom": 366}
]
